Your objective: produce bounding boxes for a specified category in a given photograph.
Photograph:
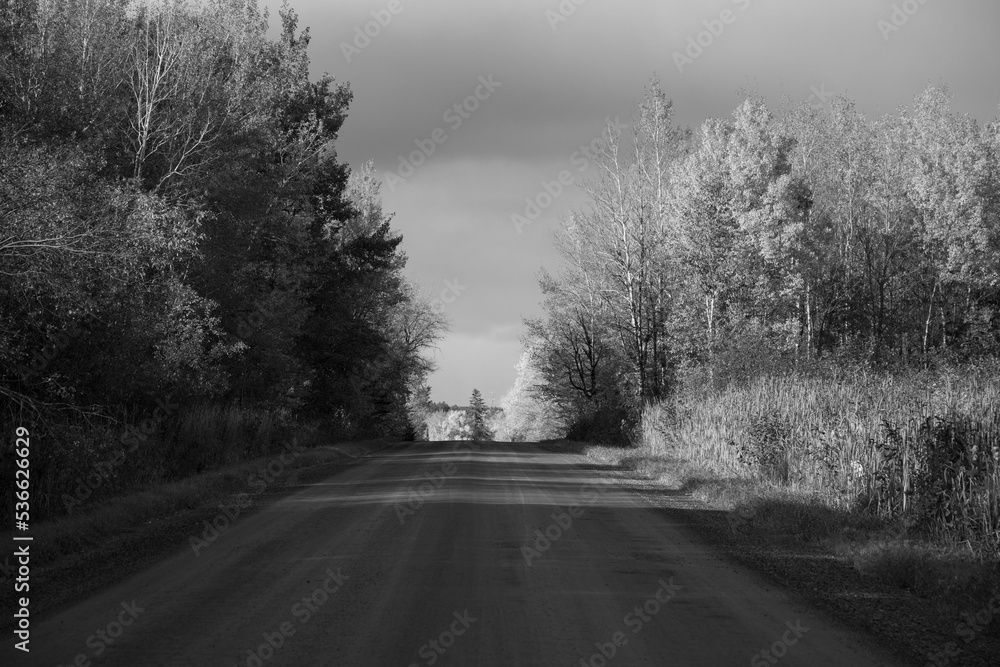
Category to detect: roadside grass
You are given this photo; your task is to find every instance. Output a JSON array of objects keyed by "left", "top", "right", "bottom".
[
  {"left": 581, "top": 363, "right": 1000, "bottom": 634},
  {"left": 169, "top": 404, "right": 288, "bottom": 470},
  {"left": 3, "top": 404, "right": 329, "bottom": 525},
  {"left": 3, "top": 439, "right": 390, "bottom": 571}
]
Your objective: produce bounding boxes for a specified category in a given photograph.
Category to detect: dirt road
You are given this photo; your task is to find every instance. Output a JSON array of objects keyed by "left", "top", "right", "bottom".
[{"left": 22, "top": 442, "right": 907, "bottom": 666}]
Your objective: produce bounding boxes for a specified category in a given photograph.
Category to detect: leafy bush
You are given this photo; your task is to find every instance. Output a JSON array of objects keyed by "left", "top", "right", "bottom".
[{"left": 567, "top": 404, "right": 635, "bottom": 446}]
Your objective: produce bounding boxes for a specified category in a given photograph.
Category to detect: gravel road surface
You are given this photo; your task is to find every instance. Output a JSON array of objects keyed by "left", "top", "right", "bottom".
[{"left": 25, "top": 442, "right": 908, "bottom": 666}]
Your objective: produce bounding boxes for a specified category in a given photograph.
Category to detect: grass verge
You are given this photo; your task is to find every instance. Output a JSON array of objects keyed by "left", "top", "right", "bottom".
[
  {"left": 577, "top": 439, "right": 1000, "bottom": 666},
  {"left": 0, "top": 438, "right": 401, "bottom": 627}
]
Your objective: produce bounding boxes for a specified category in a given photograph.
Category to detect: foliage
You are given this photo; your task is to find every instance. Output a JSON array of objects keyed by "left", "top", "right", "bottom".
[
  {"left": 0, "top": 0, "right": 444, "bottom": 523},
  {"left": 492, "top": 350, "right": 564, "bottom": 441},
  {"left": 527, "top": 76, "right": 1000, "bottom": 446},
  {"left": 426, "top": 409, "right": 473, "bottom": 441}
]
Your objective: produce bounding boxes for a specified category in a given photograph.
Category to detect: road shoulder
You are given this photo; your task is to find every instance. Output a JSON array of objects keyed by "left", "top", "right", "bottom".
[
  {"left": 544, "top": 440, "right": 1000, "bottom": 667},
  {"left": 0, "top": 440, "right": 402, "bottom": 628}
]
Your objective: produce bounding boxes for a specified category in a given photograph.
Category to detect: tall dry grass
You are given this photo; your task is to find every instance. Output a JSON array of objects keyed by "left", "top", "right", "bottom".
[
  {"left": 2, "top": 404, "right": 315, "bottom": 525},
  {"left": 169, "top": 404, "right": 286, "bottom": 473},
  {"left": 643, "top": 363, "right": 1000, "bottom": 554}
]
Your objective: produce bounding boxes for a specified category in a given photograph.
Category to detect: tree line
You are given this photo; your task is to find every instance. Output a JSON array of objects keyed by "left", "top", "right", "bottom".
[
  {"left": 1, "top": 0, "right": 445, "bottom": 472},
  {"left": 526, "top": 78, "right": 1000, "bottom": 442}
]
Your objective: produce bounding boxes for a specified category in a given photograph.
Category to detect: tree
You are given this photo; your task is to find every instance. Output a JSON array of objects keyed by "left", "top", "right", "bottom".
[
  {"left": 0, "top": 0, "right": 442, "bottom": 439},
  {"left": 0, "top": 133, "right": 238, "bottom": 408},
  {"left": 427, "top": 409, "right": 472, "bottom": 441},
  {"left": 525, "top": 77, "right": 689, "bottom": 440},
  {"left": 469, "top": 389, "right": 491, "bottom": 441},
  {"left": 494, "top": 350, "right": 564, "bottom": 441},
  {"left": 562, "top": 81, "right": 687, "bottom": 402},
  {"left": 902, "top": 86, "right": 1000, "bottom": 356},
  {"left": 525, "top": 78, "right": 1000, "bottom": 449},
  {"left": 669, "top": 95, "right": 812, "bottom": 383}
]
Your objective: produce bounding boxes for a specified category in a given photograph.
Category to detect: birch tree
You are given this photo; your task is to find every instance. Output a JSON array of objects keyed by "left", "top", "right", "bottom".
[{"left": 903, "top": 86, "right": 1000, "bottom": 354}]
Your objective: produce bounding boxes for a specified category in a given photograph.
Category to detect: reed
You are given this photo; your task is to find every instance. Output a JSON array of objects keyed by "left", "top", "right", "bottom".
[{"left": 643, "top": 362, "right": 1000, "bottom": 554}]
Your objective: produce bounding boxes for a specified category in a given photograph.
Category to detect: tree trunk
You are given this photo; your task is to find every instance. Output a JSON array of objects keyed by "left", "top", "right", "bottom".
[{"left": 923, "top": 279, "right": 938, "bottom": 359}]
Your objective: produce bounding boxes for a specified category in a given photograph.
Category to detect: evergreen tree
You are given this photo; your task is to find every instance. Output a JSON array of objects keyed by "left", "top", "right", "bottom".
[{"left": 469, "top": 389, "right": 492, "bottom": 441}]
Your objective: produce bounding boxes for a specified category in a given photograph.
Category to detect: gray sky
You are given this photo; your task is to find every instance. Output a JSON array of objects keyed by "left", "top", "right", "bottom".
[{"left": 262, "top": 0, "right": 1000, "bottom": 405}]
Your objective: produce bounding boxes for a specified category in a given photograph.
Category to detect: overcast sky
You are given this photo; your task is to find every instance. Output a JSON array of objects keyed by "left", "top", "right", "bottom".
[{"left": 260, "top": 0, "right": 1000, "bottom": 405}]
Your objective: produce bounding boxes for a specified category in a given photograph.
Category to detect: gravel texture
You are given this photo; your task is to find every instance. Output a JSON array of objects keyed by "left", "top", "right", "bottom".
[{"left": 605, "top": 466, "right": 1000, "bottom": 667}]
